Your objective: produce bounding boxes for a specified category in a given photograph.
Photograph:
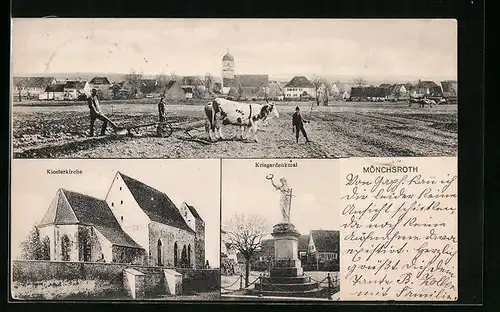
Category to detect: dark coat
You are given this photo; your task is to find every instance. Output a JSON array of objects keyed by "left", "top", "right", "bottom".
[{"left": 293, "top": 112, "right": 306, "bottom": 128}]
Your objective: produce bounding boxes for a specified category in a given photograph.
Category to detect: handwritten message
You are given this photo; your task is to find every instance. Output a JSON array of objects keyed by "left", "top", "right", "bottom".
[{"left": 339, "top": 157, "right": 458, "bottom": 301}]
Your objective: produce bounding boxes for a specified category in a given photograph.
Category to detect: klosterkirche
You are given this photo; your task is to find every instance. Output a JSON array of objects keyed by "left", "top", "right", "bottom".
[{"left": 37, "top": 171, "right": 205, "bottom": 269}]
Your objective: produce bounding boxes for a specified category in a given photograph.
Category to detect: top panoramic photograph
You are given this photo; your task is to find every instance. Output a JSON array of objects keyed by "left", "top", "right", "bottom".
[{"left": 10, "top": 18, "right": 457, "bottom": 159}]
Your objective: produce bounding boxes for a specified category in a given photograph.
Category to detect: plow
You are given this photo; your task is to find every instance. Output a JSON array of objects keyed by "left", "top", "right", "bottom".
[{"left": 13, "top": 118, "right": 214, "bottom": 158}]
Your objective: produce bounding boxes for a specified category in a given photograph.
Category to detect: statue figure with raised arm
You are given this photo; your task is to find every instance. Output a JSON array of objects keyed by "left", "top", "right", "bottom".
[{"left": 266, "top": 174, "right": 293, "bottom": 223}]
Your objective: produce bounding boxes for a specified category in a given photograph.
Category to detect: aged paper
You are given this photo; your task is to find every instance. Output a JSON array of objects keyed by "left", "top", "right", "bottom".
[{"left": 339, "top": 157, "right": 458, "bottom": 301}]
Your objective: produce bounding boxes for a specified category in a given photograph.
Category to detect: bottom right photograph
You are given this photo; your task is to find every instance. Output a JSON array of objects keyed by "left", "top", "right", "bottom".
[{"left": 220, "top": 159, "right": 340, "bottom": 301}]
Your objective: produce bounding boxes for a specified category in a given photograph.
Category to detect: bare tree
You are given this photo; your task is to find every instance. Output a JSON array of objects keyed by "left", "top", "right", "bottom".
[
  {"left": 310, "top": 75, "right": 329, "bottom": 106},
  {"left": 124, "top": 70, "right": 143, "bottom": 98},
  {"left": 13, "top": 78, "right": 26, "bottom": 102},
  {"left": 156, "top": 74, "right": 170, "bottom": 95},
  {"left": 353, "top": 77, "right": 367, "bottom": 87},
  {"left": 204, "top": 73, "right": 214, "bottom": 93},
  {"left": 169, "top": 71, "right": 181, "bottom": 83},
  {"left": 222, "top": 213, "right": 268, "bottom": 287}
]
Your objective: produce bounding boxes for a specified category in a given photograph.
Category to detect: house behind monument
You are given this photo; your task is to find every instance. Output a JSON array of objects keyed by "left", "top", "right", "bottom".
[{"left": 37, "top": 171, "right": 205, "bottom": 269}]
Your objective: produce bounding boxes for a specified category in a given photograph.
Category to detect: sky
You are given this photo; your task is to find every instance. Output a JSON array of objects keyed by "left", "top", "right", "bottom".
[
  {"left": 10, "top": 159, "right": 220, "bottom": 267},
  {"left": 11, "top": 18, "right": 457, "bottom": 80},
  {"left": 222, "top": 159, "right": 340, "bottom": 239}
]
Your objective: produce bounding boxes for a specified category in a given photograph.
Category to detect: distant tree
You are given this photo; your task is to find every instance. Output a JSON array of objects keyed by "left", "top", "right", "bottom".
[
  {"left": 124, "top": 70, "right": 143, "bottom": 98},
  {"left": 20, "top": 226, "right": 43, "bottom": 260},
  {"left": 204, "top": 73, "right": 214, "bottom": 93},
  {"left": 310, "top": 75, "right": 329, "bottom": 106},
  {"left": 13, "top": 78, "right": 26, "bottom": 102},
  {"left": 353, "top": 77, "right": 367, "bottom": 87},
  {"left": 169, "top": 72, "right": 181, "bottom": 83},
  {"left": 222, "top": 213, "right": 268, "bottom": 287},
  {"left": 156, "top": 74, "right": 170, "bottom": 95}
]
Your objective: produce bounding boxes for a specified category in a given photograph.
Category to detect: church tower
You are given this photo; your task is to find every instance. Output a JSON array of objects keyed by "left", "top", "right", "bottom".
[{"left": 222, "top": 49, "right": 235, "bottom": 90}]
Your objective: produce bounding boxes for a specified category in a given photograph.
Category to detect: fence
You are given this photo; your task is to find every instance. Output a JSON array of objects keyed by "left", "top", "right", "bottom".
[{"left": 222, "top": 271, "right": 339, "bottom": 300}]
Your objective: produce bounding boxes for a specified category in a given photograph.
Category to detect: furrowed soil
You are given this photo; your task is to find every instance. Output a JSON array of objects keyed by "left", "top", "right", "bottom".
[{"left": 12, "top": 101, "right": 457, "bottom": 158}]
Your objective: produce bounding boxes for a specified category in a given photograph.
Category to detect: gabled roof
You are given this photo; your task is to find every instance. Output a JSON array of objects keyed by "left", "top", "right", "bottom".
[
  {"left": 13, "top": 77, "right": 56, "bottom": 88},
  {"left": 298, "top": 234, "right": 310, "bottom": 252},
  {"left": 166, "top": 80, "right": 178, "bottom": 90},
  {"left": 182, "top": 76, "right": 203, "bottom": 86},
  {"left": 64, "top": 80, "right": 88, "bottom": 89},
  {"left": 45, "top": 84, "right": 65, "bottom": 92},
  {"left": 284, "top": 76, "right": 314, "bottom": 88},
  {"left": 118, "top": 172, "right": 195, "bottom": 234},
  {"left": 184, "top": 203, "right": 203, "bottom": 222},
  {"left": 310, "top": 230, "right": 340, "bottom": 253},
  {"left": 350, "top": 86, "right": 387, "bottom": 98},
  {"left": 90, "top": 77, "right": 111, "bottom": 85},
  {"left": 39, "top": 189, "right": 143, "bottom": 249},
  {"left": 234, "top": 75, "right": 269, "bottom": 88}
]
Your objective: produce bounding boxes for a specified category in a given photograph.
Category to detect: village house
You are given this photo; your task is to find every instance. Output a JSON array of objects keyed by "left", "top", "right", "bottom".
[
  {"left": 350, "top": 86, "right": 388, "bottom": 101},
  {"left": 267, "top": 80, "right": 285, "bottom": 101},
  {"left": 140, "top": 79, "right": 160, "bottom": 98},
  {"left": 284, "top": 76, "right": 316, "bottom": 100},
  {"left": 298, "top": 234, "right": 310, "bottom": 263},
  {"left": 63, "top": 80, "right": 91, "bottom": 100},
  {"left": 165, "top": 80, "right": 193, "bottom": 100},
  {"left": 39, "top": 83, "right": 65, "bottom": 100},
  {"left": 409, "top": 80, "right": 443, "bottom": 98},
  {"left": 181, "top": 76, "right": 206, "bottom": 92},
  {"left": 89, "top": 76, "right": 112, "bottom": 99},
  {"left": 109, "top": 82, "right": 129, "bottom": 100},
  {"left": 380, "top": 83, "right": 409, "bottom": 101},
  {"left": 37, "top": 171, "right": 205, "bottom": 269},
  {"left": 13, "top": 77, "right": 57, "bottom": 101},
  {"left": 227, "top": 75, "right": 269, "bottom": 100},
  {"left": 307, "top": 230, "right": 340, "bottom": 269}
]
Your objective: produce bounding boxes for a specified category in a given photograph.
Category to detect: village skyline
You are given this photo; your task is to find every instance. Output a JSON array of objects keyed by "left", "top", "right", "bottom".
[{"left": 12, "top": 19, "right": 457, "bottom": 83}]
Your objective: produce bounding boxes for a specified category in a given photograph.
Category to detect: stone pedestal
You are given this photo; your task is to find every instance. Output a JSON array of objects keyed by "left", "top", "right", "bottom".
[{"left": 249, "top": 223, "right": 322, "bottom": 298}]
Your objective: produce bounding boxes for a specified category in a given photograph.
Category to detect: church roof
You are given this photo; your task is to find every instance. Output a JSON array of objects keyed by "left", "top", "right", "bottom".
[
  {"left": 310, "top": 230, "right": 339, "bottom": 253},
  {"left": 39, "top": 189, "right": 143, "bottom": 249},
  {"left": 118, "top": 172, "right": 195, "bottom": 234},
  {"left": 184, "top": 203, "right": 203, "bottom": 222},
  {"left": 234, "top": 75, "right": 269, "bottom": 88}
]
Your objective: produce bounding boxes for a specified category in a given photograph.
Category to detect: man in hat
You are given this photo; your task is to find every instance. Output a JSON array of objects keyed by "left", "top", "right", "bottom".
[
  {"left": 292, "top": 106, "right": 310, "bottom": 143},
  {"left": 88, "top": 88, "right": 118, "bottom": 136},
  {"left": 158, "top": 96, "right": 166, "bottom": 122}
]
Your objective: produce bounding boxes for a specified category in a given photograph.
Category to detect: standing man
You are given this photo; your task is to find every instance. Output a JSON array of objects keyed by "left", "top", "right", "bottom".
[
  {"left": 292, "top": 106, "right": 310, "bottom": 143},
  {"left": 88, "top": 88, "right": 118, "bottom": 136},
  {"left": 158, "top": 97, "right": 166, "bottom": 122}
]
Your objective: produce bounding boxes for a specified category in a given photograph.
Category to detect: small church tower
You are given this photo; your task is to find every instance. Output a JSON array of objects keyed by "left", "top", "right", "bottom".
[{"left": 222, "top": 49, "right": 235, "bottom": 92}]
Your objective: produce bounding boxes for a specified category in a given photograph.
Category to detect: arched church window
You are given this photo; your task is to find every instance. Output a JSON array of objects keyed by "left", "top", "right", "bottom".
[
  {"left": 157, "top": 239, "right": 163, "bottom": 266},
  {"left": 61, "top": 235, "right": 70, "bottom": 261},
  {"left": 174, "top": 242, "right": 178, "bottom": 267}
]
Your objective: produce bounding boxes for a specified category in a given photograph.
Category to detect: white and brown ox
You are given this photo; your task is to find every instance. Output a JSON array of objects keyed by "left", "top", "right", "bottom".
[{"left": 204, "top": 98, "right": 279, "bottom": 142}]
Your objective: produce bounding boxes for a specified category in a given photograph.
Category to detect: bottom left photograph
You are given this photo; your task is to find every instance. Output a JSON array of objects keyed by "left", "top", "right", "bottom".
[{"left": 10, "top": 159, "right": 221, "bottom": 301}]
